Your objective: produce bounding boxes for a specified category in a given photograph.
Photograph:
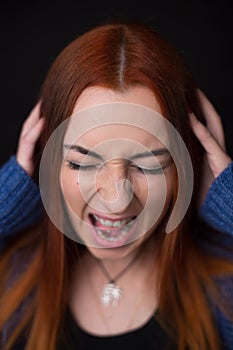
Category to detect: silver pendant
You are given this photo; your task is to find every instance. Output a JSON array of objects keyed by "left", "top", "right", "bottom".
[{"left": 101, "top": 282, "right": 122, "bottom": 306}]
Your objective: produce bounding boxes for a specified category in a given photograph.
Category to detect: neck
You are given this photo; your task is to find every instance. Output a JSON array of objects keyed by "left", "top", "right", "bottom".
[
  {"left": 85, "top": 235, "right": 156, "bottom": 289},
  {"left": 86, "top": 235, "right": 157, "bottom": 285},
  {"left": 69, "top": 235, "right": 158, "bottom": 335}
]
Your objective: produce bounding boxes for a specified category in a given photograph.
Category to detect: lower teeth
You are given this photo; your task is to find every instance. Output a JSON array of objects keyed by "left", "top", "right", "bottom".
[{"left": 95, "top": 222, "right": 134, "bottom": 242}]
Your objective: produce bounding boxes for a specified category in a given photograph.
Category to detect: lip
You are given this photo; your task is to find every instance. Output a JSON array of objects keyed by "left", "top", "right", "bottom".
[
  {"left": 89, "top": 212, "right": 135, "bottom": 222},
  {"left": 88, "top": 213, "right": 137, "bottom": 248}
]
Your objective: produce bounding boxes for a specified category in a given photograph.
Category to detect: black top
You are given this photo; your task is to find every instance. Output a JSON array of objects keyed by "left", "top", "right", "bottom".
[
  {"left": 57, "top": 308, "right": 176, "bottom": 350},
  {"left": 11, "top": 308, "right": 176, "bottom": 349}
]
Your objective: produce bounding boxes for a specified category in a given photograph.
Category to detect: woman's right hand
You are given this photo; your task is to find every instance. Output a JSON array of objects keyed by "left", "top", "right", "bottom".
[{"left": 16, "top": 101, "right": 45, "bottom": 176}]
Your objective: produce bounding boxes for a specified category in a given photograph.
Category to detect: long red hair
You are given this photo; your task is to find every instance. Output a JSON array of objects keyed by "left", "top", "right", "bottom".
[{"left": 1, "top": 21, "right": 233, "bottom": 350}]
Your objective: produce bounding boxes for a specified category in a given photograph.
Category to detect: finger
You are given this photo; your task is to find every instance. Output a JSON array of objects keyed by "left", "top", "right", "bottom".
[
  {"left": 20, "top": 117, "right": 45, "bottom": 146},
  {"left": 197, "top": 89, "right": 226, "bottom": 150},
  {"left": 20, "top": 100, "right": 42, "bottom": 137},
  {"left": 16, "top": 118, "right": 45, "bottom": 175},
  {"left": 189, "top": 112, "right": 223, "bottom": 154},
  {"left": 17, "top": 118, "right": 45, "bottom": 160},
  {"left": 189, "top": 113, "right": 231, "bottom": 176}
]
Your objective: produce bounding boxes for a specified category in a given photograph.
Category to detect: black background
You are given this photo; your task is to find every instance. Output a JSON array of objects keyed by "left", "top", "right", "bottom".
[{"left": 0, "top": 0, "right": 232, "bottom": 166}]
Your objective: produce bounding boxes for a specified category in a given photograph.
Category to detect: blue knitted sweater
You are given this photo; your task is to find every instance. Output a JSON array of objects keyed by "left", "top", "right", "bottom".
[
  {"left": 0, "top": 157, "right": 43, "bottom": 239},
  {"left": 0, "top": 156, "right": 233, "bottom": 349}
]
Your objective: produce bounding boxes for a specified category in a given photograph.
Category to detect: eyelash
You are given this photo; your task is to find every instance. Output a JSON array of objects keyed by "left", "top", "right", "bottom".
[
  {"left": 66, "top": 161, "right": 97, "bottom": 171},
  {"left": 131, "top": 165, "right": 164, "bottom": 175},
  {"left": 66, "top": 161, "right": 164, "bottom": 175}
]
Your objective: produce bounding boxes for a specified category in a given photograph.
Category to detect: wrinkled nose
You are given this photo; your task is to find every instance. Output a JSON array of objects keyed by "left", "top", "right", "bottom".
[{"left": 96, "top": 160, "right": 134, "bottom": 214}]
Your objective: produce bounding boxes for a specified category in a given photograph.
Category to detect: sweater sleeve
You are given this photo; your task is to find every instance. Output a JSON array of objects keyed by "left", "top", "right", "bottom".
[
  {"left": 0, "top": 156, "right": 43, "bottom": 237},
  {"left": 199, "top": 161, "right": 233, "bottom": 235}
]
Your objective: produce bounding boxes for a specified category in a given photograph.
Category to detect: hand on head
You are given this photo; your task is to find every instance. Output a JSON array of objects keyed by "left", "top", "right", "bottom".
[
  {"left": 189, "top": 89, "right": 231, "bottom": 205},
  {"left": 16, "top": 101, "right": 45, "bottom": 176}
]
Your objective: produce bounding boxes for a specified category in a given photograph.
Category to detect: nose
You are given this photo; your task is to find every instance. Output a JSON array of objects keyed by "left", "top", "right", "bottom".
[{"left": 96, "top": 159, "right": 134, "bottom": 214}]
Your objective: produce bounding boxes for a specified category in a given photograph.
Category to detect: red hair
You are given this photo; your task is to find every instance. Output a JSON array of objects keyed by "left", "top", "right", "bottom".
[{"left": 1, "top": 21, "right": 233, "bottom": 349}]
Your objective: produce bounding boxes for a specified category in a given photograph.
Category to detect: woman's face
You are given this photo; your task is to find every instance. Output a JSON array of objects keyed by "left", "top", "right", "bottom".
[{"left": 60, "top": 85, "right": 175, "bottom": 261}]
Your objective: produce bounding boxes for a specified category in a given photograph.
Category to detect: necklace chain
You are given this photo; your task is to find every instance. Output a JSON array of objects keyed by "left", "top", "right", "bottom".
[{"left": 96, "top": 248, "right": 143, "bottom": 283}]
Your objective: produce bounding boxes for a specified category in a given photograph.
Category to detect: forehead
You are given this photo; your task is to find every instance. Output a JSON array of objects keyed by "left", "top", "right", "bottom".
[
  {"left": 65, "top": 85, "right": 167, "bottom": 153},
  {"left": 78, "top": 129, "right": 165, "bottom": 163},
  {"left": 63, "top": 103, "right": 169, "bottom": 157},
  {"left": 75, "top": 124, "right": 165, "bottom": 153},
  {"left": 73, "top": 85, "right": 162, "bottom": 115}
]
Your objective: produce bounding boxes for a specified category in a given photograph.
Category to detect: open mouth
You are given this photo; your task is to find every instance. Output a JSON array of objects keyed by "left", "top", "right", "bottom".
[{"left": 88, "top": 213, "right": 136, "bottom": 243}]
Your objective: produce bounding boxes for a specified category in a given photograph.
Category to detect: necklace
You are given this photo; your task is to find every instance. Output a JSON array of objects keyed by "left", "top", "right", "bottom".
[
  {"left": 95, "top": 285, "right": 146, "bottom": 334},
  {"left": 86, "top": 262, "right": 150, "bottom": 335},
  {"left": 95, "top": 249, "right": 143, "bottom": 307}
]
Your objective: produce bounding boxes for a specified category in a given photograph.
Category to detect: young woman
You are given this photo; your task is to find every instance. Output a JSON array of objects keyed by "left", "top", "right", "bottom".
[{"left": 0, "top": 20, "right": 233, "bottom": 350}]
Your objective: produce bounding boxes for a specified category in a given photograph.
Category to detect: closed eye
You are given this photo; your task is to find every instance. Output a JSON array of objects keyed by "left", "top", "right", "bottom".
[
  {"left": 66, "top": 161, "right": 99, "bottom": 171},
  {"left": 65, "top": 160, "right": 171, "bottom": 174},
  {"left": 130, "top": 165, "right": 163, "bottom": 175}
]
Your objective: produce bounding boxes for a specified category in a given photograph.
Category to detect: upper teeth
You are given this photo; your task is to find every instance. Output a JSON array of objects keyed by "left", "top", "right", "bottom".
[{"left": 92, "top": 215, "right": 132, "bottom": 227}]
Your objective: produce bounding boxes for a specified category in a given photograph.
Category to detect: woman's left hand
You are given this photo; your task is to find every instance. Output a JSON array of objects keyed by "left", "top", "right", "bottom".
[{"left": 189, "top": 89, "right": 232, "bottom": 206}]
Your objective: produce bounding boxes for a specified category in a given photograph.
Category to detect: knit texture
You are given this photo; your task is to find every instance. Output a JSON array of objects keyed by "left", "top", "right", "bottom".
[
  {"left": 200, "top": 161, "right": 233, "bottom": 235},
  {"left": 0, "top": 156, "right": 43, "bottom": 243}
]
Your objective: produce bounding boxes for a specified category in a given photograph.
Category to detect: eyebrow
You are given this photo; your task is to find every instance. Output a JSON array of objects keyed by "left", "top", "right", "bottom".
[
  {"left": 64, "top": 144, "right": 103, "bottom": 160},
  {"left": 64, "top": 144, "right": 170, "bottom": 160},
  {"left": 130, "top": 148, "right": 169, "bottom": 160}
]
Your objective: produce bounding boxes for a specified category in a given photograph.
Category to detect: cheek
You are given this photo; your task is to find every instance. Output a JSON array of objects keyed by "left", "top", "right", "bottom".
[
  {"left": 131, "top": 175, "right": 148, "bottom": 205},
  {"left": 133, "top": 172, "right": 173, "bottom": 209},
  {"left": 142, "top": 168, "right": 175, "bottom": 219},
  {"left": 60, "top": 169, "right": 85, "bottom": 215}
]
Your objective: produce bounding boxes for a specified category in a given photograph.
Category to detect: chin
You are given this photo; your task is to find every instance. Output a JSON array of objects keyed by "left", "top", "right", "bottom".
[{"left": 85, "top": 234, "right": 149, "bottom": 262}]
